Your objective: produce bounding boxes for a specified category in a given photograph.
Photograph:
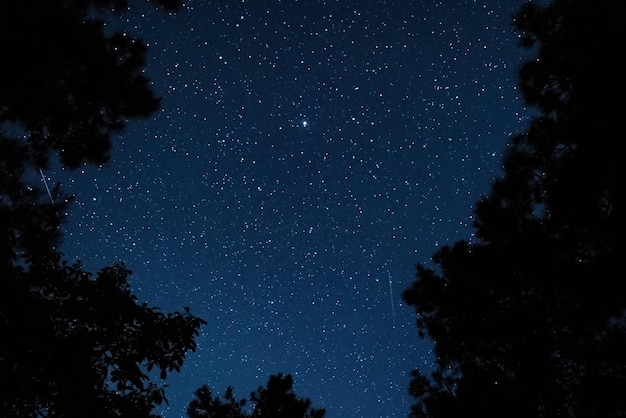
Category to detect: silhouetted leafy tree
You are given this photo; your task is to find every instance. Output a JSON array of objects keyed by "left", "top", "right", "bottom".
[
  {"left": 1, "top": 256, "right": 206, "bottom": 417},
  {"left": 0, "top": 1, "right": 207, "bottom": 417},
  {"left": 402, "top": 1, "right": 624, "bottom": 417},
  {"left": 187, "top": 385, "right": 248, "bottom": 418},
  {"left": 0, "top": 0, "right": 181, "bottom": 169},
  {"left": 187, "top": 373, "right": 326, "bottom": 418}
]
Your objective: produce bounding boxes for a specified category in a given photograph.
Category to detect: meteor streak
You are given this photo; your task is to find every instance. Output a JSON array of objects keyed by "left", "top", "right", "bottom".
[{"left": 388, "top": 270, "right": 396, "bottom": 329}]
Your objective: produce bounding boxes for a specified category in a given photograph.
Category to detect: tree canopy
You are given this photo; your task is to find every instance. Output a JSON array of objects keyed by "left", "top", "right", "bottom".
[
  {"left": 0, "top": 0, "right": 179, "bottom": 169},
  {"left": 0, "top": 1, "right": 207, "bottom": 417},
  {"left": 187, "top": 373, "right": 326, "bottom": 418},
  {"left": 402, "top": 0, "right": 624, "bottom": 417}
]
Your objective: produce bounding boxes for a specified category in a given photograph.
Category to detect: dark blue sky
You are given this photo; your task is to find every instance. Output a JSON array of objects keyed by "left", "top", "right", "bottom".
[{"left": 53, "top": 1, "right": 531, "bottom": 416}]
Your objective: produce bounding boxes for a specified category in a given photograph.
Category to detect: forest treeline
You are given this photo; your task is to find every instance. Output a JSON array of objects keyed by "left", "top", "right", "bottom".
[{"left": 1, "top": 0, "right": 623, "bottom": 417}]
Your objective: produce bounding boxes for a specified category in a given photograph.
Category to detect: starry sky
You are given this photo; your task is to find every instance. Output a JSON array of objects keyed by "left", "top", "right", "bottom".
[{"left": 52, "top": 1, "right": 531, "bottom": 416}]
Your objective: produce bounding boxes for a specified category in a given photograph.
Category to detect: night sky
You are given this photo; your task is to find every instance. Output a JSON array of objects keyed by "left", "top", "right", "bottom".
[{"left": 51, "top": 1, "right": 531, "bottom": 416}]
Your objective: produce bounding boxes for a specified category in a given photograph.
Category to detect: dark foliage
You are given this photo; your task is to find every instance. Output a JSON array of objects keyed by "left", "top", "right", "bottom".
[
  {"left": 1, "top": 1, "right": 208, "bottom": 417},
  {"left": 187, "top": 385, "right": 248, "bottom": 418},
  {"left": 0, "top": 135, "right": 71, "bottom": 266},
  {"left": 402, "top": 1, "right": 624, "bottom": 417},
  {"left": 187, "top": 373, "right": 326, "bottom": 418},
  {"left": 0, "top": 0, "right": 180, "bottom": 169},
  {"left": 1, "top": 257, "right": 206, "bottom": 418}
]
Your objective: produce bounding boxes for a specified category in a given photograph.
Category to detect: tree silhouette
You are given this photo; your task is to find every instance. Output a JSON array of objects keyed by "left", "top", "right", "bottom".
[
  {"left": 0, "top": 1, "right": 207, "bottom": 417},
  {"left": 402, "top": 1, "right": 624, "bottom": 417},
  {"left": 187, "top": 373, "right": 326, "bottom": 418},
  {"left": 0, "top": 0, "right": 179, "bottom": 169},
  {"left": 187, "top": 385, "right": 248, "bottom": 418}
]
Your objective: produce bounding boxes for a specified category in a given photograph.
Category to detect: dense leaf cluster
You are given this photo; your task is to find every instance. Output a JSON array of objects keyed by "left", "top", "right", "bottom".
[
  {"left": 1, "top": 257, "right": 205, "bottom": 417},
  {"left": 402, "top": 1, "right": 624, "bottom": 417}
]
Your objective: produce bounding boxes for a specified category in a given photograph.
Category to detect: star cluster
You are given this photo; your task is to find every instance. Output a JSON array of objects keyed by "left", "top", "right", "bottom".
[{"left": 54, "top": 1, "right": 531, "bottom": 416}]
